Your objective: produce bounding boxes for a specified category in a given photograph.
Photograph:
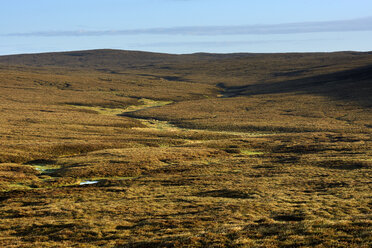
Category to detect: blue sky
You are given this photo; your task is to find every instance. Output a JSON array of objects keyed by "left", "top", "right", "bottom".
[{"left": 1, "top": 0, "right": 372, "bottom": 55}]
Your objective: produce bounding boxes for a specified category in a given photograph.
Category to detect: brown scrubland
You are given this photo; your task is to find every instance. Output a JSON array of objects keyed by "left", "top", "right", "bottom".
[{"left": 0, "top": 50, "right": 371, "bottom": 247}]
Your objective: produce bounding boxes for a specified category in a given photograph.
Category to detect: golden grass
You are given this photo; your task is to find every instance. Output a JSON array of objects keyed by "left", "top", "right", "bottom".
[{"left": 0, "top": 51, "right": 370, "bottom": 247}]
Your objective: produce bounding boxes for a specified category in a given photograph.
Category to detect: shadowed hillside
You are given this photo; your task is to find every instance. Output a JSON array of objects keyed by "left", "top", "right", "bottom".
[
  {"left": 1, "top": 49, "right": 372, "bottom": 84},
  {"left": 1, "top": 49, "right": 371, "bottom": 101},
  {"left": 0, "top": 50, "right": 372, "bottom": 105},
  {"left": 218, "top": 64, "right": 372, "bottom": 106}
]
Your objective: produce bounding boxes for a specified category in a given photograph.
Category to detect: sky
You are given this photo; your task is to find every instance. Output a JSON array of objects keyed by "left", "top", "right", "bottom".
[{"left": 1, "top": 0, "right": 372, "bottom": 55}]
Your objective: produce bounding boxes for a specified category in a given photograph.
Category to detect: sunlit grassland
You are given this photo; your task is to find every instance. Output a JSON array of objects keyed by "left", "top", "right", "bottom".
[
  {"left": 68, "top": 98, "right": 173, "bottom": 116},
  {"left": 0, "top": 50, "right": 371, "bottom": 247}
]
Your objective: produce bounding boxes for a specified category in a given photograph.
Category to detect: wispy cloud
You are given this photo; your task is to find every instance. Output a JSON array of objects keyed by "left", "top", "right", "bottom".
[
  {"left": 130, "top": 38, "right": 328, "bottom": 48},
  {"left": 3, "top": 17, "right": 372, "bottom": 37}
]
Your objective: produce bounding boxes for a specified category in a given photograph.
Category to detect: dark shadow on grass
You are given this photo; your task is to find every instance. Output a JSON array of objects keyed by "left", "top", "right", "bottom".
[
  {"left": 196, "top": 189, "right": 255, "bottom": 199},
  {"left": 218, "top": 64, "right": 372, "bottom": 107},
  {"left": 273, "top": 215, "right": 305, "bottom": 222},
  {"left": 314, "top": 160, "right": 371, "bottom": 170},
  {"left": 25, "top": 159, "right": 56, "bottom": 165}
]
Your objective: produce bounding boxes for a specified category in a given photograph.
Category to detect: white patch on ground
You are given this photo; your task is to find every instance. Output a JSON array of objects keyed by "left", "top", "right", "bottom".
[{"left": 79, "top": 180, "right": 99, "bottom": 185}]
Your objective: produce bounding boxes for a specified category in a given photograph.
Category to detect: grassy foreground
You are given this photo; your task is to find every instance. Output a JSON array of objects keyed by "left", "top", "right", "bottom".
[{"left": 0, "top": 50, "right": 371, "bottom": 247}]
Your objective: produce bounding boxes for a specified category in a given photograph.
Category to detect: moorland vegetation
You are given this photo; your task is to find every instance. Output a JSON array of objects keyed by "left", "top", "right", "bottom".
[{"left": 0, "top": 50, "right": 371, "bottom": 247}]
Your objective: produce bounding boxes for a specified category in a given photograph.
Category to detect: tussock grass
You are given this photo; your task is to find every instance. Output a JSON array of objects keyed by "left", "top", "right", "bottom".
[{"left": 0, "top": 51, "right": 370, "bottom": 247}]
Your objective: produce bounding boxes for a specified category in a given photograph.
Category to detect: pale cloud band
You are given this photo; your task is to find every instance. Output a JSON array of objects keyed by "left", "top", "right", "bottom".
[
  {"left": 4, "top": 17, "right": 372, "bottom": 37},
  {"left": 130, "top": 38, "right": 327, "bottom": 48}
]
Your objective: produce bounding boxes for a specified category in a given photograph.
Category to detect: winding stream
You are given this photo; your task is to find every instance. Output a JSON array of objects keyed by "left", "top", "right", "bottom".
[{"left": 69, "top": 97, "right": 268, "bottom": 137}]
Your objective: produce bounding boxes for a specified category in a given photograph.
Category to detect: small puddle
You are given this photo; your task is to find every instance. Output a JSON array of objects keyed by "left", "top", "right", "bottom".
[{"left": 79, "top": 180, "right": 99, "bottom": 185}]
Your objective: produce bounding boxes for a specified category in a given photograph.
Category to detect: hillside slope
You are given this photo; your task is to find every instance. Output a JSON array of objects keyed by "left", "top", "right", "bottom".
[
  {"left": 1, "top": 49, "right": 371, "bottom": 86},
  {"left": 0, "top": 50, "right": 371, "bottom": 247}
]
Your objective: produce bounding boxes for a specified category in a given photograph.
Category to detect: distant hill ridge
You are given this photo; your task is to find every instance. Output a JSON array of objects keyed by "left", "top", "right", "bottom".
[
  {"left": 0, "top": 49, "right": 371, "bottom": 70},
  {"left": 0, "top": 49, "right": 371, "bottom": 106}
]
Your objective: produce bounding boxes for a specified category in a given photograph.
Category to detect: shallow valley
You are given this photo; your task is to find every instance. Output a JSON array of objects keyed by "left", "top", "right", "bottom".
[{"left": 0, "top": 50, "right": 371, "bottom": 247}]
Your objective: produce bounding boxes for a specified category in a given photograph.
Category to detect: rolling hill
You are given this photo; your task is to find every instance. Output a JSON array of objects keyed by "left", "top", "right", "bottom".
[{"left": 0, "top": 49, "right": 371, "bottom": 247}]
